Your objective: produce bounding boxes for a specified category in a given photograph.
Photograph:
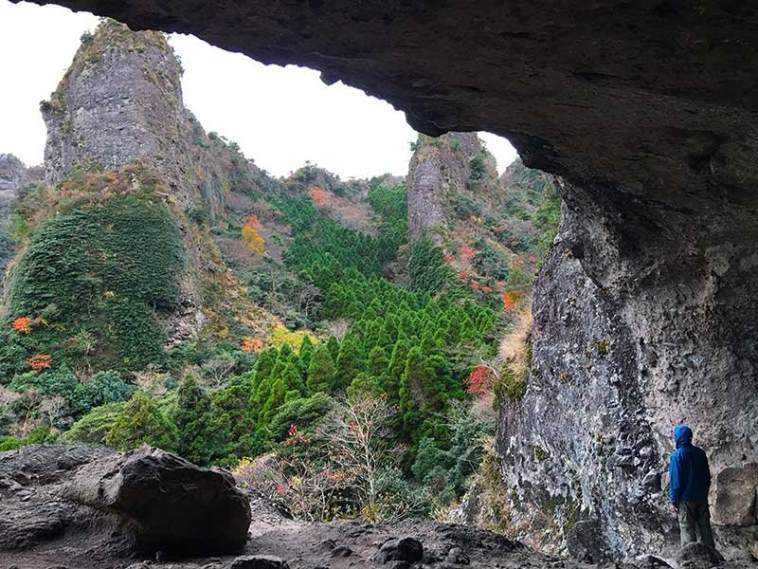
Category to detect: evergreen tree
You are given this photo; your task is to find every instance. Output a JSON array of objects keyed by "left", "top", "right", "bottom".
[
  {"left": 173, "top": 375, "right": 226, "bottom": 466},
  {"left": 326, "top": 335, "right": 340, "bottom": 361},
  {"left": 399, "top": 347, "right": 436, "bottom": 434},
  {"left": 385, "top": 337, "right": 411, "bottom": 402},
  {"left": 298, "top": 335, "right": 315, "bottom": 375},
  {"left": 212, "top": 377, "right": 256, "bottom": 460},
  {"left": 367, "top": 345, "right": 389, "bottom": 377},
  {"left": 106, "top": 391, "right": 177, "bottom": 452},
  {"left": 307, "top": 345, "right": 336, "bottom": 394},
  {"left": 259, "top": 378, "right": 286, "bottom": 427},
  {"left": 335, "top": 334, "right": 364, "bottom": 391}
]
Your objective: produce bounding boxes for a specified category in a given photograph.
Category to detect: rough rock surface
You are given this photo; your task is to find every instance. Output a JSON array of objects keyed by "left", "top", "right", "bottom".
[
  {"left": 24, "top": 20, "right": 280, "bottom": 347},
  {"left": 0, "top": 444, "right": 250, "bottom": 561},
  {"left": 1, "top": 444, "right": 752, "bottom": 569},
  {"left": 499, "top": 178, "right": 758, "bottom": 560},
  {"left": 0, "top": 154, "right": 42, "bottom": 282},
  {"left": 0, "top": 154, "right": 29, "bottom": 199},
  {"left": 714, "top": 463, "right": 757, "bottom": 527},
  {"left": 9, "top": 0, "right": 758, "bottom": 562},
  {"left": 64, "top": 446, "right": 251, "bottom": 554},
  {"left": 407, "top": 133, "right": 498, "bottom": 242}
]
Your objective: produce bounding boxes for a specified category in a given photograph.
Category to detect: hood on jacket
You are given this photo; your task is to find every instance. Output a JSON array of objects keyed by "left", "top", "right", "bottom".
[{"left": 674, "top": 424, "right": 693, "bottom": 448}]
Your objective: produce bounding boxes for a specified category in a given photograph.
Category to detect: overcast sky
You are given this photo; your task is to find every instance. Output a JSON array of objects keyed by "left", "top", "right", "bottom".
[{"left": 0, "top": 0, "right": 517, "bottom": 179}]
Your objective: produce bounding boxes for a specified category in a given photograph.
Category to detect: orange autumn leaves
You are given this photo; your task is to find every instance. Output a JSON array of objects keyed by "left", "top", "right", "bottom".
[
  {"left": 444, "top": 246, "right": 523, "bottom": 312},
  {"left": 10, "top": 316, "right": 53, "bottom": 370},
  {"left": 502, "top": 291, "right": 519, "bottom": 311},
  {"left": 308, "top": 186, "right": 329, "bottom": 207},
  {"left": 12, "top": 316, "right": 32, "bottom": 334},
  {"left": 241, "top": 336, "right": 265, "bottom": 353},
  {"left": 241, "top": 215, "right": 265, "bottom": 255}
]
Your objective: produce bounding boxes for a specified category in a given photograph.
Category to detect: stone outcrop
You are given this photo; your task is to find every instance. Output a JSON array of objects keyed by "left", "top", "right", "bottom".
[
  {"left": 8, "top": 1, "right": 758, "bottom": 562},
  {"left": 407, "top": 133, "right": 497, "bottom": 242},
  {"left": 0, "top": 444, "right": 250, "bottom": 557},
  {"left": 64, "top": 446, "right": 251, "bottom": 554},
  {"left": 0, "top": 154, "right": 42, "bottom": 280},
  {"left": 18, "top": 20, "right": 280, "bottom": 351},
  {"left": 499, "top": 178, "right": 757, "bottom": 560},
  {"left": 713, "top": 463, "right": 757, "bottom": 527},
  {"left": 0, "top": 154, "right": 30, "bottom": 199}
]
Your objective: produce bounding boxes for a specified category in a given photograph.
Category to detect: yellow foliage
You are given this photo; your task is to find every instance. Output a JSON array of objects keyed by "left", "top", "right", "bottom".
[
  {"left": 270, "top": 324, "right": 318, "bottom": 351},
  {"left": 241, "top": 215, "right": 265, "bottom": 255}
]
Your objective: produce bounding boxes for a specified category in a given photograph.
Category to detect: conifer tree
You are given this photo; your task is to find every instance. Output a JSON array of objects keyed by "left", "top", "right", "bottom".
[
  {"left": 298, "top": 335, "right": 314, "bottom": 374},
  {"left": 173, "top": 375, "right": 226, "bottom": 466},
  {"left": 212, "top": 378, "right": 256, "bottom": 459},
  {"left": 367, "top": 345, "right": 389, "bottom": 377},
  {"left": 259, "top": 378, "right": 286, "bottom": 427},
  {"left": 385, "top": 337, "right": 411, "bottom": 402},
  {"left": 106, "top": 391, "right": 178, "bottom": 452},
  {"left": 307, "top": 345, "right": 337, "bottom": 394},
  {"left": 399, "top": 346, "right": 436, "bottom": 433},
  {"left": 326, "top": 335, "right": 340, "bottom": 361},
  {"left": 335, "top": 334, "right": 364, "bottom": 391}
]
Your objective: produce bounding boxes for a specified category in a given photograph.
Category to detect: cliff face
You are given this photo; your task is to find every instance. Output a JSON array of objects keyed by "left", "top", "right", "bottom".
[
  {"left": 407, "top": 133, "right": 498, "bottom": 242},
  {"left": 1, "top": 22, "right": 278, "bottom": 381},
  {"left": 0, "top": 155, "right": 42, "bottom": 279},
  {"left": 42, "top": 27, "right": 184, "bottom": 186},
  {"left": 499, "top": 178, "right": 758, "bottom": 561}
]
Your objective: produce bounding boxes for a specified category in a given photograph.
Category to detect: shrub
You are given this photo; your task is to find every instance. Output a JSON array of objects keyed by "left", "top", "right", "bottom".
[
  {"left": 105, "top": 391, "right": 178, "bottom": 452},
  {"left": 5, "top": 195, "right": 184, "bottom": 372},
  {"left": 63, "top": 402, "right": 126, "bottom": 445}
]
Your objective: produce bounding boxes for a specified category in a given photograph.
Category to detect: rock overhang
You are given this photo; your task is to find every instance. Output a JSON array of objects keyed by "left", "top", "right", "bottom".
[{"left": 11, "top": 0, "right": 758, "bottom": 203}]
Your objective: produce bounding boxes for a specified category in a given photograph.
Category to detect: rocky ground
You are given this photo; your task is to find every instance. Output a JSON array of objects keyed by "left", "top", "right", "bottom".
[{"left": 0, "top": 445, "right": 751, "bottom": 569}]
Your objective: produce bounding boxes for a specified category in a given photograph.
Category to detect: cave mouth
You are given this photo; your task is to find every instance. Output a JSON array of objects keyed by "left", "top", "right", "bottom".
[
  {"left": 3, "top": 0, "right": 757, "bottom": 564},
  {"left": 1, "top": 1, "right": 521, "bottom": 182}
]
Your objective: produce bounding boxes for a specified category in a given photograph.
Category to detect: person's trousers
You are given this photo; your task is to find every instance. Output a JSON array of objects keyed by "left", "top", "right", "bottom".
[{"left": 679, "top": 501, "right": 715, "bottom": 549}]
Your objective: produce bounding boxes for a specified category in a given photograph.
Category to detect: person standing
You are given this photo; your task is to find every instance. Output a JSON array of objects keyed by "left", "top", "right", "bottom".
[{"left": 669, "top": 424, "right": 716, "bottom": 549}]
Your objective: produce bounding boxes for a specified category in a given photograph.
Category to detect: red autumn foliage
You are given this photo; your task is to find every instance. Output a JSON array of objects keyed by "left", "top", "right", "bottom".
[
  {"left": 457, "top": 271, "right": 469, "bottom": 281},
  {"left": 459, "top": 244, "right": 477, "bottom": 260},
  {"left": 470, "top": 281, "right": 481, "bottom": 291},
  {"left": 12, "top": 316, "right": 32, "bottom": 334},
  {"left": 466, "top": 365, "right": 494, "bottom": 395},
  {"left": 28, "top": 354, "right": 53, "bottom": 371},
  {"left": 309, "top": 186, "right": 330, "bottom": 206},
  {"left": 288, "top": 423, "right": 298, "bottom": 438},
  {"left": 443, "top": 254, "right": 456, "bottom": 265},
  {"left": 275, "top": 483, "right": 287, "bottom": 496},
  {"left": 481, "top": 286, "right": 493, "bottom": 294}
]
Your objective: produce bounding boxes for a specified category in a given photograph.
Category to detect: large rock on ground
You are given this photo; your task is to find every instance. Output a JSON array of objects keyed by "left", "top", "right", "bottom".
[
  {"left": 714, "top": 463, "right": 758, "bottom": 527},
  {"left": 0, "top": 445, "right": 250, "bottom": 558},
  {"left": 64, "top": 446, "right": 251, "bottom": 555}
]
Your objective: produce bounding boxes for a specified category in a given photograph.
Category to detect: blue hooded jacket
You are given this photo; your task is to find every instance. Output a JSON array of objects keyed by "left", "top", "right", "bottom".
[{"left": 669, "top": 425, "right": 711, "bottom": 506}]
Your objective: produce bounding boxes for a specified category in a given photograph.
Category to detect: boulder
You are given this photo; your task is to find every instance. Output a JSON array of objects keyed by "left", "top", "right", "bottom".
[
  {"left": 565, "top": 519, "right": 611, "bottom": 563},
  {"left": 229, "top": 555, "right": 289, "bottom": 569},
  {"left": 374, "top": 537, "right": 424, "bottom": 564},
  {"left": 675, "top": 542, "right": 725, "bottom": 568},
  {"left": 713, "top": 463, "right": 758, "bottom": 527},
  {"left": 63, "top": 446, "right": 251, "bottom": 555}
]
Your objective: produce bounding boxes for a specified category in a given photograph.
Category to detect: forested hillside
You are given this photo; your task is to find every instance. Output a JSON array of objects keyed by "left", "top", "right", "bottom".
[{"left": 0, "top": 22, "right": 559, "bottom": 522}]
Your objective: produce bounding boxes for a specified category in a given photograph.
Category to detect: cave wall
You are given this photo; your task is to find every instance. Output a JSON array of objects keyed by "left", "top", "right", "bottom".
[
  {"left": 14, "top": 0, "right": 758, "bottom": 560},
  {"left": 499, "top": 177, "right": 757, "bottom": 560}
]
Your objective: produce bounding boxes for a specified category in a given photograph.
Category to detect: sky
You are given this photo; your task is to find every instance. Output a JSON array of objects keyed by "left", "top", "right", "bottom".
[{"left": 0, "top": 0, "right": 518, "bottom": 179}]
